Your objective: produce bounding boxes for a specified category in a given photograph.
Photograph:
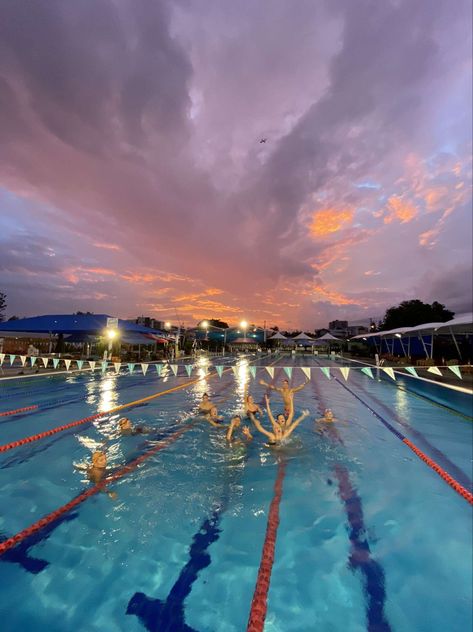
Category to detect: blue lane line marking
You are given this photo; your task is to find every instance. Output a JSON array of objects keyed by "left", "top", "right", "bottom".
[
  {"left": 334, "top": 465, "right": 392, "bottom": 632},
  {"left": 0, "top": 512, "right": 78, "bottom": 574}
]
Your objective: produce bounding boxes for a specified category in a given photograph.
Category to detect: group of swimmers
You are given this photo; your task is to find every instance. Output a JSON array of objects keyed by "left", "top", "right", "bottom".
[
  {"left": 79, "top": 377, "right": 337, "bottom": 492},
  {"left": 198, "top": 378, "right": 336, "bottom": 447}
]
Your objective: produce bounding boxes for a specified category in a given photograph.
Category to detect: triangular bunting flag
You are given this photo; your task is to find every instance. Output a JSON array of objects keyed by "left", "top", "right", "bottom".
[
  {"left": 405, "top": 366, "right": 418, "bottom": 377},
  {"left": 10, "top": 355, "right": 16, "bottom": 366},
  {"left": 53, "top": 358, "right": 60, "bottom": 369},
  {"left": 42, "top": 357, "right": 49, "bottom": 368},
  {"left": 301, "top": 367, "right": 311, "bottom": 380},
  {"left": 155, "top": 363, "right": 163, "bottom": 376},
  {"left": 427, "top": 366, "right": 442, "bottom": 376},
  {"left": 249, "top": 366, "right": 256, "bottom": 379},
  {"left": 30, "top": 356, "right": 37, "bottom": 367},
  {"left": 89, "top": 361, "right": 96, "bottom": 372},
  {"left": 20, "top": 355, "right": 26, "bottom": 367},
  {"left": 232, "top": 366, "right": 239, "bottom": 377},
  {"left": 101, "top": 361, "right": 108, "bottom": 373},
  {"left": 171, "top": 365, "right": 178, "bottom": 376},
  {"left": 141, "top": 363, "right": 148, "bottom": 376},
  {"left": 185, "top": 364, "right": 193, "bottom": 377},
  {"left": 114, "top": 362, "right": 121, "bottom": 374},
  {"left": 361, "top": 367, "right": 374, "bottom": 379},
  {"left": 448, "top": 365, "right": 462, "bottom": 379},
  {"left": 284, "top": 366, "right": 293, "bottom": 379},
  {"left": 0, "top": 353, "right": 4, "bottom": 365},
  {"left": 382, "top": 367, "right": 396, "bottom": 380},
  {"left": 128, "top": 363, "right": 135, "bottom": 374},
  {"left": 265, "top": 366, "right": 275, "bottom": 379},
  {"left": 340, "top": 367, "right": 350, "bottom": 381},
  {"left": 76, "top": 360, "right": 84, "bottom": 370},
  {"left": 320, "top": 367, "right": 330, "bottom": 380},
  {"left": 215, "top": 366, "right": 224, "bottom": 378},
  {"left": 65, "top": 359, "right": 72, "bottom": 371}
]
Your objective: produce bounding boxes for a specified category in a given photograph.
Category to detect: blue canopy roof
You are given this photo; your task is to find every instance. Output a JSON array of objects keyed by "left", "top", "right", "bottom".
[{"left": 0, "top": 314, "right": 164, "bottom": 337}]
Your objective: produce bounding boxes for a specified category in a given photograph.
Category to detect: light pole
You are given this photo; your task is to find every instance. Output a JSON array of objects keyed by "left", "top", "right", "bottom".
[{"left": 106, "top": 328, "right": 117, "bottom": 360}]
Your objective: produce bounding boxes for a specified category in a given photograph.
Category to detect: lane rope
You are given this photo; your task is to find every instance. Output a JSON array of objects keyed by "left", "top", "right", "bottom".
[
  {"left": 247, "top": 459, "right": 287, "bottom": 632},
  {"left": 0, "top": 405, "right": 39, "bottom": 417},
  {"left": 0, "top": 368, "right": 232, "bottom": 454},
  {"left": 0, "top": 424, "right": 192, "bottom": 556},
  {"left": 335, "top": 378, "right": 473, "bottom": 505}
]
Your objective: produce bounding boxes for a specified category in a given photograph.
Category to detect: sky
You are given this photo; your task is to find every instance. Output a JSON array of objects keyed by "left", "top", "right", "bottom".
[{"left": 0, "top": 0, "right": 471, "bottom": 329}]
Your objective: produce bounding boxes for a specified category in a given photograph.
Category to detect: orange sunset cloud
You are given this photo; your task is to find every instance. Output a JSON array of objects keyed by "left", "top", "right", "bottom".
[{"left": 310, "top": 208, "right": 354, "bottom": 238}]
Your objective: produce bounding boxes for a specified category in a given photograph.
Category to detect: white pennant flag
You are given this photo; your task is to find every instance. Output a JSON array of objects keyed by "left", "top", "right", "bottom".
[
  {"left": 30, "top": 356, "right": 37, "bottom": 367},
  {"left": 155, "top": 363, "right": 163, "bottom": 376},
  {"left": 215, "top": 365, "right": 223, "bottom": 378},
  {"left": 265, "top": 366, "right": 275, "bottom": 379},
  {"left": 301, "top": 367, "right": 311, "bottom": 380},
  {"left": 89, "top": 361, "right": 96, "bottom": 372},
  {"left": 405, "top": 366, "right": 418, "bottom": 378},
  {"left": 185, "top": 364, "right": 193, "bottom": 377},
  {"left": 20, "top": 355, "right": 27, "bottom": 367},
  {"left": 0, "top": 353, "right": 4, "bottom": 365},
  {"left": 10, "top": 355, "right": 16, "bottom": 366},
  {"left": 141, "top": 363, "right": 149, "bottom": 376},
  {"left": 128, "top": 363, "right": 135, "bottom": 374},
  {"left": 42, "top": 357, "right": 49, "bottom": 368},
  {"left": 448, "top": 365, "right": 462, "bottom": 379},
  {"left": 171, "top": 364, "right": 178, "bottom": 376},
  {"left": 382, "top": 367, "right": 396, "bottom": 380},
  {"left": 53, "top": 358, "right": 60, "bottom": 369},
  {"left": 114, "top": 362, "right": 121, "bottom": 374},
  {"left": 427, "top": 366, "right": 442, "bottom": 376},
  {"left": 340, "top": 367, "right": 350, "bottom": 381},
  {"left": 65, "top": 359, "right": 72, "bottom": 371},
  {"left": 76, "top": 360, "right": 84, "bottom": 370}
]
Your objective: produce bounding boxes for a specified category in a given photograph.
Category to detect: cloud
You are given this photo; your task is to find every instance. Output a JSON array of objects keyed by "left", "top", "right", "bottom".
[
  {"left": 383, "top": 196, "right": 418, "bottom": 224},
  {"left": 309, "top": 208, "right": 354, "bottom": 238}
]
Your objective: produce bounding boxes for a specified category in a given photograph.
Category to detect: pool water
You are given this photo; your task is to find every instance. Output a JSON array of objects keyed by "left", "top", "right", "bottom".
[{"left": 0, "top": 354, "right": 471, "bottom": 632}]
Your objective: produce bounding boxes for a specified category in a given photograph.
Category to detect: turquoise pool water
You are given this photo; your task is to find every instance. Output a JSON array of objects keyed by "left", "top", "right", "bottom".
[{"left": 0, "top": 354, "right": 471, "bottom": 631}]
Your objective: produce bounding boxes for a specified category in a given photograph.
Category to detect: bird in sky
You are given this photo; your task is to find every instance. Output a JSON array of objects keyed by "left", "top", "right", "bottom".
[{"left": 259, "top": 138, "right": 267, "bottom": 143}]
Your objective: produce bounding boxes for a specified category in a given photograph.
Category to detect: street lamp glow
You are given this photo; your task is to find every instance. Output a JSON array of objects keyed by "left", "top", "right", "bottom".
[
  {"left": 164, "top": 321, "right": 171, "bottom": 330},
  {"left": 240, "top": 320, "right": 248, "bottom": 330},
  {"left": 106, "top": 329, "right": 117, "bottom": 340},
  {"left": 201, "top": 320, "right": 209, "bottom": 329}
]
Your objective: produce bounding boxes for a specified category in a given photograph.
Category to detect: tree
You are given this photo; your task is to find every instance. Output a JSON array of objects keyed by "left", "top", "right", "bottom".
[
  {"left": 197, "top": 319, "right": 229, "bottom": 329},
  {"left": 0, "top": 292, "right": 6, "bottom": 322},
  {"left": 380, "top": 300, "right": 454, "bottom": 331},
  {"left": 8, "top": 315, "right": 19, "bottom": 321}
]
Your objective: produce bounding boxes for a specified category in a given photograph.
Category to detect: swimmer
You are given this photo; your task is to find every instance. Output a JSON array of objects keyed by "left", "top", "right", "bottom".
[
  {"left": 198, "top": 393, "right": 214, "bottom": 414},
  {"left": 75, "top": 451, "right": 117, "bottom": 499},
  {"left": 245, "top": 394, "right": 263, "bottom": 418},
  {"left": 317, "top": 409, "right": 336, "bottom": 423},
  {"left": 259, "top": 378, "right": 309, "bottom": 416},
  {"left": 118, "top": 417, "right": 152, "bottom": 435},
  {"left": 249, "top": 395, "right": 310, "bottom": 447},
  {"left": 226, "top": 415, "right": 253, "bottom": 444},
  {"left": 205, "top": 405, "right": 225, "bottom": 427}
]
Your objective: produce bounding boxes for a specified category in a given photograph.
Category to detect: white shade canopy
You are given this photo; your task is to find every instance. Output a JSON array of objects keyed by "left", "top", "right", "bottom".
[
  {"left": 316, "top": 332, "right": 343, "bottom": 341},
  {"left": 293, "top": 332, "right": 314, "bottom": 340},
  {"left": 268, "top": 331, "right": 287, "bottom": 339}
]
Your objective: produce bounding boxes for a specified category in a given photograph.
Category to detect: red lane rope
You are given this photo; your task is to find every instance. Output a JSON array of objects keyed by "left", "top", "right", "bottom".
[
  {"left": 247, "top": 459, "right": 287, "bottom": 632},
  {"left": 0, "top": 368, "right": 233, "bottom": 454},
  {"left": 0, "top": 405, "right": 39, "bottom": 417},
  {"left": 403, "top": 438, "right": 473, "bottom": 504},
  {"left": 0, "top": 424, "right": 192, "bottom": 556}
]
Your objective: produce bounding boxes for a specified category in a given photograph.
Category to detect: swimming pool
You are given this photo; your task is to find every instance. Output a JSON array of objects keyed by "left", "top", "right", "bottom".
[{"left": 0, "top": 354, "right": 471, "bottom": 631}]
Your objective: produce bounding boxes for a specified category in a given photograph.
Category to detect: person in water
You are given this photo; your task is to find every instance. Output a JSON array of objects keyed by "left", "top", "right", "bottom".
[
  {"left": 226, "top": 415, "right": 253, "bottom": 444},
  {"left": 316, "top": 409, "right": 336, "bottom": 423},
  {"left": 205, "top": 405, "right": 225, "bottom": 427},
  {"left": 118, "top": 417, "right": 153, "bottom": 435},
  {"left": 198, "top": 393, "right": 214, "bottom": 414},
  {"left": 249, "top": 394, "right": 309, "bottom": 446},
  {"left": 245, "top": 394, "right": 263, "bottom": 418},
  {"left": 75, "top": 451, "right": 117, "bottom": 499},
  {"left": 259, "top": 378, "right": 309, "bottom": 416}
]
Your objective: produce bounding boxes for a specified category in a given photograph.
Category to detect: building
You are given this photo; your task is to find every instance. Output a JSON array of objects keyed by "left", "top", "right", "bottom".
[{"left": 328, "top": 320, "right": 349, "bottom": 337}]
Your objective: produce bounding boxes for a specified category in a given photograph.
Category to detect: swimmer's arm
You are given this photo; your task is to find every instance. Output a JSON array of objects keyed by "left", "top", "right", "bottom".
[
  {"left": 264, "top": 395, "right": 276, "bottom": 426},
  {"left": 259, "top": 380, "right": 279, "bottom": 392},
  {"left": 291, "top": 381, "right": 309, "bottom": 393},
  {"left": 285, "top": 409, "right": 310, "bottom": 438},
  {"left": 206, "top": 418, "right": 224, "bottom": 428},
  {"left": 249, "top": 413, "right": 273, "bottom": 439},
  {"left": 286, "top": 393, "right": 295, "bottom": 425},
  {"left": 242, "top": 426, "right": 253, "bottom": 441}
]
